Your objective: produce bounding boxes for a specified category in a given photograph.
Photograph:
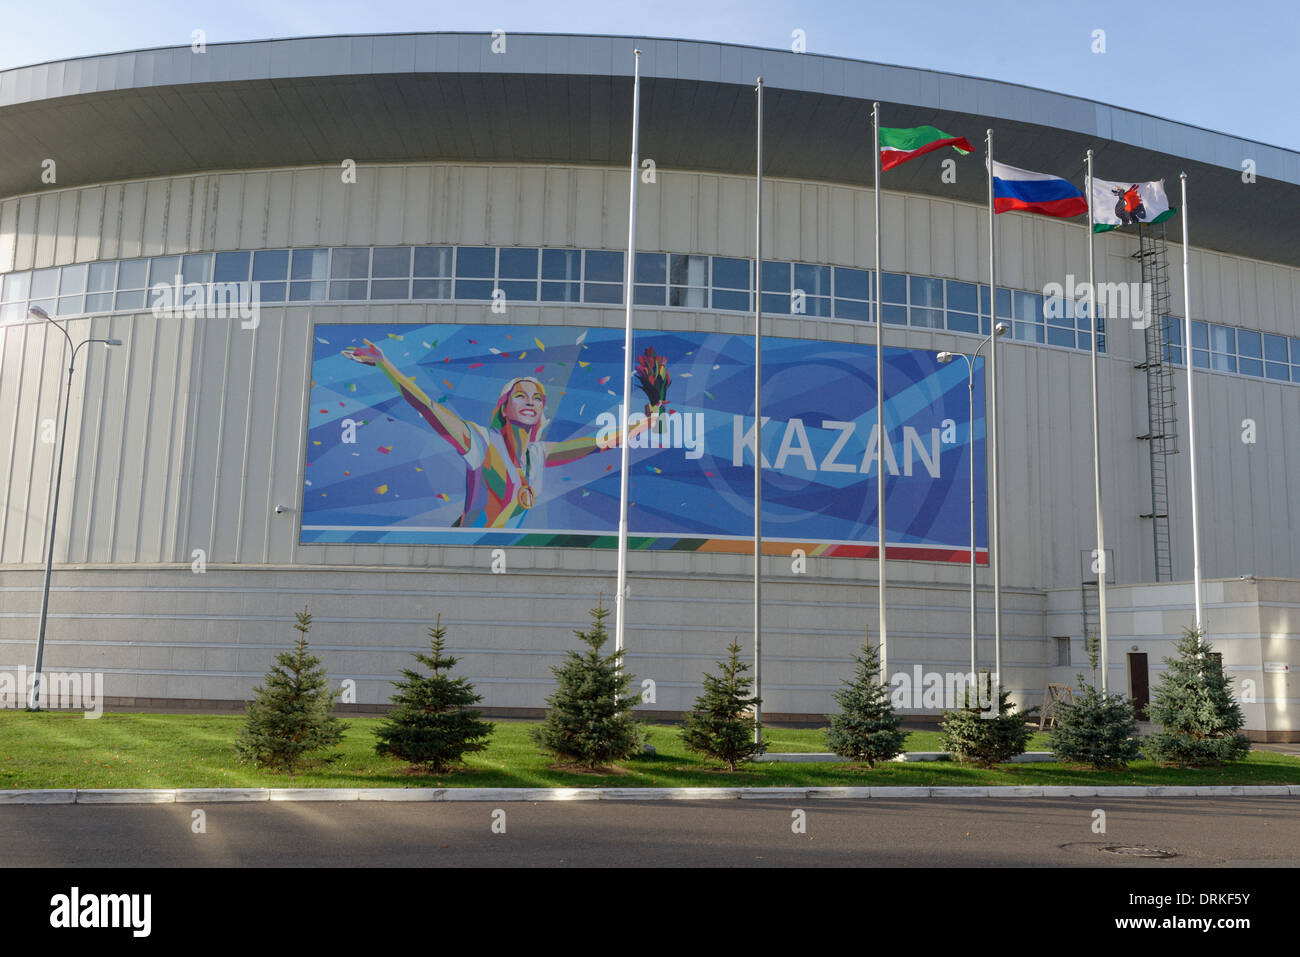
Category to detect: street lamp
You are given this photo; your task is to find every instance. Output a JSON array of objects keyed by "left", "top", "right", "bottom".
[
  {"left": 26, "top": 305, "right": 121, "bottom": 711},
  {"left": 937, "top": 320, "right": 1008, "bottom": 680}
]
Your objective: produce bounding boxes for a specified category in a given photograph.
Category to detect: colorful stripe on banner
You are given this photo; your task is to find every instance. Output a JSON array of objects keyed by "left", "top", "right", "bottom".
[{"left": 991, "top": 160, "right": 1088, "bottom": 218}]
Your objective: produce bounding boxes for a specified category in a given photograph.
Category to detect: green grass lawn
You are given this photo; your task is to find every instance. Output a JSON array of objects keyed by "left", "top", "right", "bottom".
[{"left": 1, "top": 711, "right": 1294, "bottom": 790}]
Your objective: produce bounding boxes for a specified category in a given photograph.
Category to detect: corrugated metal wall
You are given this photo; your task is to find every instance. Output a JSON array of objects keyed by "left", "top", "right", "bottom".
[{"left": 1, "top": 162, "right": 1298, "bottom": 593}]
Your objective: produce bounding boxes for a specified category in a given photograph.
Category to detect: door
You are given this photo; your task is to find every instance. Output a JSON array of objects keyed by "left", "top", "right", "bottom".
[{"left": 1128, "top": 653, "right": 1150, "bottom": 721}]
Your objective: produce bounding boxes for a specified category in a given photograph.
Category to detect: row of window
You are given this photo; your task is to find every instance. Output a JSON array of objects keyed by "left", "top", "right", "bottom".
[
  {"left": 11, "top": 244, "right": 1297, "bottom": 383},
  {"left": 0, "top": 245, "right": 1111, "bottom": 354},
  {"left": 1162, "top": 317, "right": 1300, "bottom": 382}
]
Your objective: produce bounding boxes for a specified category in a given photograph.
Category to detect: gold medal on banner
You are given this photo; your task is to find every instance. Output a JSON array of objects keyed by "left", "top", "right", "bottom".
[{"left": 517, "top": 485, "right": 535, "bottom": 509}]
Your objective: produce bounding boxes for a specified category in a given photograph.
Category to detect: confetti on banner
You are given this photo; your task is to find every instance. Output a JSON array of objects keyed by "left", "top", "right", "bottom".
[
  {"left": 469, "top": 363, "right": 484, "bottom": 369},
  {"left": 312, "top": 440, "right": 321, "bottom": 446},
  {"left": 316, "top": 337, "right": 330, "bottom": 344},
  {"left": 319, "top": 409, "right": 328, "bottom": 414},
  {"left": 431, "top": 340, "right": 439, "bottom": 348},
  {"left": 519, "top": 352, "right": 527, "bottom": 359},
  {"left": 339, "top": 401, "right": 345, "bottom": 407},
  {"left": 437, "top": 396, "right": 448, "bottom": 403},
  {"left": 705, "top": 471, "right": 715, "bottom": 477},
  {"left": 557, "top": 361, "right": 567, "bottom": 367},
  {"left": 422, "top": 342, "right": 432, "bottom": 349},
  {"left": 578, "top": 361, "right": 590, "bottom": 368},
  {"left": 576, "top": 330, "right": 588, "bottom": 345},
  {"left": 605, "top": 464, "right": 612, "bottom": 471},
  {"left": 647, "top": 466, "right": 663, "bottom": 474},
  {"left": 443, "top": 379, "right": 453, "bottom": 389},
  {"left": 535, "top": 366, "right": 544, "bottom": 373},
  {"left": 468, "top": 339, "right": 477, "bottom": 344},
  {"left": 705, "top": 391, "right": 715, "bottom": 401},
  {"left": 444, "top": 357, "right": 450, "bottom": 363},
  {"left": 378, "top": 446, "right": 392, "bottom": 454},
  {"left": 435, "top": 493, "right": 450, "bottom": 501},
  {"left": 713, "top": 364, "right": 720, "bottom": 370},
  {"left": 348, "top": 383, "right": 356, "bottom": 392},
  {"left": 506, "top": 333, "right": 512, "bottom": 340},
  {"left": 387, "top": 333, "right": 403, "bottom": 341},
  {"left": 597, "top": 375, "right": 610, "bottom": 385},
  {"left": 606, "top": 390, "right": 616, "bottom": 396},
  {"left": 534, "top": 338, "right": 546, "bottom": 351},
  {"left": 344, "top": 470, "right": 351, "bottom": 476},
  {"left": 680, "top": 373, "right": 693, "bottom": 378},
  {"left": 415, "top": 466, "right": 423, "bottom": 472},
  {"left": 489, "top": 347, "right": 502, "bottom": 354},
  {"left": 581, "top": 489, "right": 590, "bottom": 497},
  {"left": 375, "top": 484, "right": 388, "bottom": 495}
]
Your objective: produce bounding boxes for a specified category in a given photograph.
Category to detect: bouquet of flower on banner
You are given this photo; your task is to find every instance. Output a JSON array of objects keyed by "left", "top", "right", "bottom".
[
  {"left": 1091, "top": 178, "right": 1174, "bottom": 232},
  {"left": 635, "top": 346, "right": 672, "bottom": 434}
]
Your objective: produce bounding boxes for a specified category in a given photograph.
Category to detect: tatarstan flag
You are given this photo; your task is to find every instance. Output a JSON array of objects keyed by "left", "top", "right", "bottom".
[{"left": 880, "top": 125, "right": 974, "bottom": 171}]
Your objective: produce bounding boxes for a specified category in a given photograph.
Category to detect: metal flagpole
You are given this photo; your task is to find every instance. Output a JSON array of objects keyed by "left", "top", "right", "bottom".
[
  {"left": 1180, "top": 172, "right": 1205, "bottom": 634},
  {"left": 873, "top": 102, "right": 887, "bottom": 686},
  {"left": 614, "top": 49, "right": 642, "bottom": 656},
  {"left": 753, "top": 76, "right": 764, "bottom": 743},
  {"left": 986, "top": 129, "right": 1002, "bottom": 689},
  {"left": 1086, "top": 149, "right": 1111, "bottom": 693}
]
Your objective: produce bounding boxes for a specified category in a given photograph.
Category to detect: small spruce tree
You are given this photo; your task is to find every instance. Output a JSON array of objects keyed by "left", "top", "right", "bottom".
[
  {"left": 825, "top": 641, "right": 905, "bottom": 767},
  {"left": 235, "top": 606, "right": 344, "bottom": 772},
  {"left": 373, "top": 615, "right": 494, "bottom": 773},
  {"left": 1145, "top": 627, "right": 1251, "bottom": 767},
  {"left": 531, "top": 598, "right": 644, "bottom": 769},
  {"left": 939, "top": 681, "right": 1037, "bottom": 768},
  {"left": 680, "top": 638, "right": 765, "bottom": 771},
  {"left": 1048, "top": 681, "right": 1141, "bottom": 769}
]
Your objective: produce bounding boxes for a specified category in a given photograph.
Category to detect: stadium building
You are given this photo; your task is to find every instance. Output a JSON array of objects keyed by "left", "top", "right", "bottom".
[{"left": 1, "top": 33, "right": 1297, "bottom": 738}]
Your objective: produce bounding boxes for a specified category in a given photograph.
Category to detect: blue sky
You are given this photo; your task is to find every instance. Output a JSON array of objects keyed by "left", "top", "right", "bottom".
[{"left": 3, "top": 0, "right": 1297, "bottom": 150}]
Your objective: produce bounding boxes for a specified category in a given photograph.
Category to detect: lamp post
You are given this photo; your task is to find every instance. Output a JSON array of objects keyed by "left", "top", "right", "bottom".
[
  {"left": 26, "top": 305, "right": 120, "bottom": 711},
  {"left": 937, "top": 321, "right": 1008, "bottom": 679}
]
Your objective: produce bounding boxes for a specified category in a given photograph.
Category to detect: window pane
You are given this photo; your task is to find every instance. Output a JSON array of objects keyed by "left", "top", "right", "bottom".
[
  {"left": 1263, "top": 333, "right": 1288, "bottom": 362},
  {"left": 115, "top": 289, "right": 145, "bottom": 310},
  {"left": 947, "top": 311, "right": 978, "bottom": 334},
  {"left": 834, "top": 267, "right": 870, "bottom": 301},
  {"left": 540, "top": 281, "right": 580, "bottom": 302},
  {"left": 711, "top": 257, "right": 750, "bottom": 291},
  {"left": 59, "top": 264, "right": 87, "bottom": 295},
  {"left": 835, "top": 299, "right": 870, "bottom": 321},
  {"left": 369, "top": 279, "right": 409, "bottom": 300},
  {"left": 56, "top": 295, "right": 83, "bottom": 316},
  {"left": 1270, "top": 361, "right": 1293, "bottom": 380},
  {"left": 1191, "top": 321, "right": 1208, "bottom": 350},
  {"left": 331, "top": 247, "right": 370, "bottom": 279},
  {"left": 252, "top": 250, "right": 289, "bottom": 282},
  {"left": 1047, "top": 325, "right": 1075, "bottom": 348},
  {"left": 1237, "top": 329, "right": 1262, "bottom": 359},
  {"left": 1211, "top": 353, "right": 1236, "bottom": 373},
  {"left": 291, "top": 249, "right": 327, "bottom": 281},
  {"left": 372, "top": 247, "right": 412, "bottom": 278},
  {"left": 413, "top": 247, "right": 454, "bottom": 277},
  {"left": 761, "top": 292, "right": 790, "bottom": 314},
  {"left": 794, "top": 264, "right": 831, "bottom": 299},
  {"left": 802, "top": 296, "right": 832, "bottom": 318},
  {"left": 1291, "top": 338, "right": 1300, "bottom": 364},
  {"left": 668, "top": 285, "right": 706, "bottom": 308},
  {"left": 1192, "top": 349, "right": 1210, "bottom": 369},
  {"left": 182, "top": 254, "right": 211, "bottom": 284},
  {"left": 213, "top": 252, "right": 250, "bottom": 283},
  {"left": 412, "top": 279, "right": 452, "bottom": 300},
  {"left": 634, "top": 285, "right": 666, "bottom": 306},
  {"left": 455, "top": 280, "right": 494, "bottom": 301},
  {"left": 498, "top": 248, "right": 539, "bottom": 279},
  {"left": 910, "top": 276, "right": 943, "bottom": 309},
  {"left": 882, "top": 273, "right": 907, "bottom": 304},
  {"left": 541, "top": 249, "right": 581, "bottom": 281},
  {"left": 980, "top": 286, "right": 1012, "bottom": 318},
  {"left": 1163, "top": 316, "right": 1182, "bottom": 345},
  {"left": 1238, "top": 357, "right": 1263, "bottom": 377},
  {"left": 584, "top": 251, "right": 623, "bottom": 284},
  {"left": 669, "top": 255, "right": 707, "bottom": 288},
  {"left": 498, "top": 280, "right": 538, "bottom": 302},
  {"left": 1210, "top": 324, "right": 1234, "bottom": 354},
  {"left": 148, "top": 256, "right": 180, "bottom": 286},
  {"left": 910, "top": 307, "right": 942, "bottom": 328},
  {"left": 1015, "top": 320, "right": 1044, "bottom": 343},
  {"left": 1014, "top": 291, "right": 1043, "bottom": 323},
  {"left": 946, "top": 280, "right": 978, "bottom": 314},
  {"left": 761, "top": 261, "right": 790, "bottom": 293},
  {"left": 31, "top": 267, "right": 60, "bottom": 299},
  {"left": 2, "top": 271, "right": 32, "bottom": 301},
  {"left": 635, "top": 252, "right": 666, "bottom": 285},
  {"left": 712, "top": 289, "right": 750, "bottom": 311},
  {"left": 288, "top": 280, "right": 324, "bottom": 301},
  {"left": 85, "top": 292, "right": 113, "bottom": 313},
  {"left": 883, "top": 304, "right": 907, "bottom": 325},
  {"left": 583, "top": 282, "right": 623, "bottom": 305},
  {"left": 257, "top": 281, "right": 287, "bottom": 303},
  {"left": 456, "top": 248, "right": 498, "bottom": 279},
  {"left": 330, "top": 280, "right": 368, "bottom": 300}
]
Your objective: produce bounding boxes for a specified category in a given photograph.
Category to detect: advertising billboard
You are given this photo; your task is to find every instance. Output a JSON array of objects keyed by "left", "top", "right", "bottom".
[{"left": 301, "top": 323, "right": 986, "bottom": 562}]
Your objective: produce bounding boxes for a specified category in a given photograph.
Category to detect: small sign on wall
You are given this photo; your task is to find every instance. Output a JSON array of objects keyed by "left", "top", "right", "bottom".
[{"left": 1263, "top": 662, "right": 1290, "bottom": 674}]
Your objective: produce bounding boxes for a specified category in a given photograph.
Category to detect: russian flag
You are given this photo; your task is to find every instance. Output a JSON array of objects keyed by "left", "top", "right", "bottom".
[{"left": 991, "top": 160, "right": 1088, "bottom": 218}]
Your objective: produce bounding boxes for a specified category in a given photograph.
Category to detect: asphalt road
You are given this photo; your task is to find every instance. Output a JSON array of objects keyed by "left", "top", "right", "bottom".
[{"left": 2, "top": 797, "right": 1297, "bottom": 867}]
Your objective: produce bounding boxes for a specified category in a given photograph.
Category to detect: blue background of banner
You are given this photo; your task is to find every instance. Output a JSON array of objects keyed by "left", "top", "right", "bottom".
[{"left": 301, "top": 323, "right": 986, "bottom": 554}]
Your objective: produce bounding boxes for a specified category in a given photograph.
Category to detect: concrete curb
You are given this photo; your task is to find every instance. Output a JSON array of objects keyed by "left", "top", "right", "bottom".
[{"left": 0, "top": 785, "right": 1292, "bottom": 805}]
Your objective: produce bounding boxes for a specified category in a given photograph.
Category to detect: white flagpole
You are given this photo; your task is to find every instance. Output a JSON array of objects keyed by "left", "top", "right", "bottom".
[
  {"left": 873, "top": 102, "right": 887, "bottom": 686},
  {"left": 614, "top": 49, "right": 642, "bottom": 656},
  {"left": 1086, "top": 149, "right": 1111, "bottom": 693},
  {"left": 986, "top": 129, "right": 1002, "bottom": 688},
  {"left": 1180, "top": 172, "right": 1205, "bottom": 634},
  {"left": 753, "top": 76, "right": 764, "bottom": 742}
]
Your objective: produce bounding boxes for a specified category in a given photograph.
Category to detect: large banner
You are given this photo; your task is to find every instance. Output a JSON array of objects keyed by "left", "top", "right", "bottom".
[{"left": 301, "top": 323, "right": 986, "bottom": 562}]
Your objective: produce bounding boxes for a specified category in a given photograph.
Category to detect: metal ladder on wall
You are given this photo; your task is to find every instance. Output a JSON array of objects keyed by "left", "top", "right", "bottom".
[{"left": 1133, "top": 224, "right": 1179, "bottom": 582}]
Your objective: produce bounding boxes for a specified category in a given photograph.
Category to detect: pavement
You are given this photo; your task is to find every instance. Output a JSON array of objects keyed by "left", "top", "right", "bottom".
[{"left": 2, "top": 797, "right": 1296, "bottom": 867}]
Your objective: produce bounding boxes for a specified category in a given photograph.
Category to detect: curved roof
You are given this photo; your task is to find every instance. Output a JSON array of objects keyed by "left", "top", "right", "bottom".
[{"left": 2, "top": 32, "right": 1298, "bottom": 266}]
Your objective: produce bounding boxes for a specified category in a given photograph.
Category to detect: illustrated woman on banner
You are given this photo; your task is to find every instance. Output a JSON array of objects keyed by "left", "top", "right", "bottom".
[{"left": 342, "top": 338, "right": 656, "bottom": 528}]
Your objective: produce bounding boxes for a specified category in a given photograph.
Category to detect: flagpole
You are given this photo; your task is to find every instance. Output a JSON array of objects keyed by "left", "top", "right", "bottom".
[
  {"left": 753, "top": 76, "right": 764, "bottom": 743},
  {"left": 873, "top": 102, "right": 887, "bottom": 686},
  {"left": 1085, "top": 149, "right": 1111, "bottom": 693},
  {"left": 986, "top": 129, "right": 1002, "bottom": 689},
  {"left": 1180, "top": 172, "right": 1204, "bottom": 634},
  {"left": 614, "top": 49, "right": 641, "bottom": 657}
]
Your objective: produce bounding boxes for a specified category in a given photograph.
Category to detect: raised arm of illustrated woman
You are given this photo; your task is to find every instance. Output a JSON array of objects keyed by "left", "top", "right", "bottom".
[{"left": 342, "top": 338, "right": 473, "bottom": 455}]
